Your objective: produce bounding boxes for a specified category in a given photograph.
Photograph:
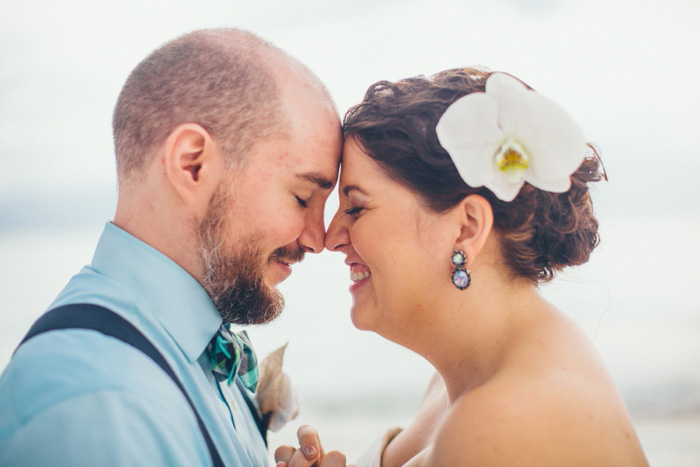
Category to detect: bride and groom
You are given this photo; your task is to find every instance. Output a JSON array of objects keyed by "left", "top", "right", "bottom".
[{"left": 0, "top": 28, "right": 648, "bottom": 466}]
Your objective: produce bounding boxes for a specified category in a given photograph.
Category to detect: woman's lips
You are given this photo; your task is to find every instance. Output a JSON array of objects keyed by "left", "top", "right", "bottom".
[{"left": 349, "top": 263, "right": 371, "bottom": 291}]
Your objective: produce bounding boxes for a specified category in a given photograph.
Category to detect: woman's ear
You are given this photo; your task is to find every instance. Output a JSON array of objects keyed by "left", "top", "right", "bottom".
[
  {"left": 162, "top": 123, "right": 223, "bottom": 206},
  {"left": 454, "top": 194, "right": 494, "bottom": 262}
]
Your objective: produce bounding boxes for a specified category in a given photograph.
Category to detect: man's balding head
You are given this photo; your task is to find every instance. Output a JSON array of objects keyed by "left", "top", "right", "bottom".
[{"left": 112, "top": 28, "right": 333, "bottom": 181}]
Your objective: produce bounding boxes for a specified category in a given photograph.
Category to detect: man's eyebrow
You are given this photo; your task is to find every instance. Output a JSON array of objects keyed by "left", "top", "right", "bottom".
[{"left": 297, "top": 172, "right": 335, "bottom": 190}]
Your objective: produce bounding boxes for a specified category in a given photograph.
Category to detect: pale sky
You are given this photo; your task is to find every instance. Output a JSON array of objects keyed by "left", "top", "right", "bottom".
[{"left": 1, "top": 0, "right": 699, "bottom": 230}]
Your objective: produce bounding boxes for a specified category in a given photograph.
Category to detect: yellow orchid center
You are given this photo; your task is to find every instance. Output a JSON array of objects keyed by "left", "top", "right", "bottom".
[{"left": 495, "top": 139, "right": 529, "bottom": 183}]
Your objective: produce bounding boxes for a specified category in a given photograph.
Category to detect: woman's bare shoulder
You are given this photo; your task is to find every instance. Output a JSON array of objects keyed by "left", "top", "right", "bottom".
[{"left": 427, "top": 370, "right": 648, "bottom": 466}]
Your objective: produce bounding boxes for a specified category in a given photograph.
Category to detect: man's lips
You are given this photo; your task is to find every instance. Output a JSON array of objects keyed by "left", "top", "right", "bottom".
[{"left": 266, "top": 247, "right": 305, "bottom": 285}]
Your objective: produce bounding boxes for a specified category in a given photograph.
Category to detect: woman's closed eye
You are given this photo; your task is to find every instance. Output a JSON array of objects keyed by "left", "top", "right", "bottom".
[{"left": 344, "top": 206, "right": 364, "bottom": 217}]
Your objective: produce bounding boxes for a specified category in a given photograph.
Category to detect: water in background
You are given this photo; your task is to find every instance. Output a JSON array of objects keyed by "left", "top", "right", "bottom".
[{"left": 1, "top": 215, "right": 699, "bottom": 465}]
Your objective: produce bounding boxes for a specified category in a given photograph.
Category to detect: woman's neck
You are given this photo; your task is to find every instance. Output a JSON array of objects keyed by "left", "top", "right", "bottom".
[{"left": 414, "top": 267, "right": 546, "bottom": 403}]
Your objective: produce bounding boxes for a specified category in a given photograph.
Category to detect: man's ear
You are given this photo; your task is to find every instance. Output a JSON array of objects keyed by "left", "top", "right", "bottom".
[
  {"left": 453, "top": 194, "right": 494, "bottom": 262},
  {"left": 162, "top": 123, "right": 223, "bottom": 205}
]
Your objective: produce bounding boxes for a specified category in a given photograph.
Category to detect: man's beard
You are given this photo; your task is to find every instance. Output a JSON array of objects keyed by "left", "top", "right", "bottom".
[{"left": 196, "top": 183, "right": 304, "bottom": 325}]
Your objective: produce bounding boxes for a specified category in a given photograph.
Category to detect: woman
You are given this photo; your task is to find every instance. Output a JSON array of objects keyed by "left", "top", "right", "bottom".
[{"left": 277, "top": 68, "right": 648, "bottom": 466}]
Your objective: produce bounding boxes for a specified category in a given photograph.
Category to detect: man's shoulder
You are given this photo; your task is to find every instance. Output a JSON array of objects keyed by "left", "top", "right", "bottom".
[
  {"left": 0, "top": 328, "right": 207, "bottom": 466},
  {"left": 50, "top": 264, "right": 139, "bottom": 313},
  {"left": 1, "top": 327, "right": 187, "bottom": 427}
]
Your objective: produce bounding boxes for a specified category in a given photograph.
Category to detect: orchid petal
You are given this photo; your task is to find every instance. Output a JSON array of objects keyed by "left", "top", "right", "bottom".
[
  {"left": 437, "top": 72, "right": 586, "bottom": 202},
  {"left": 485, "top": 166, "right": 525, "bottom": 202},
  {"left": 485, "top": 73, "right": 529, "bottom": 94},
  {"left": 515, "top": 93, "right": 586, "bottom": 182},
  {"left": 436, "top": 93, "right": 503, "bottom": 188},
  {"left": 487, "top": 75, "right": 585, "bottom": 182},
  {"left": 485, "top": 73, "right": 530, "bottom": 135},
  {"left": 523, "top": 171, "right": 572, "bottom": 193}
]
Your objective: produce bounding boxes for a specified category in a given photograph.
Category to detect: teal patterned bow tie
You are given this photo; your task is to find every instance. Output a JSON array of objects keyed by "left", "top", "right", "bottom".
[{"left": 207, "top": 324, "right": 258, "bottom": 392}]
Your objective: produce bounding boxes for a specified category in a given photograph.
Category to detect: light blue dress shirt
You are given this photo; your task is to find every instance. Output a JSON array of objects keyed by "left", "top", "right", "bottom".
[{"left": 0, "top": 223, "right": 270, "bottom": 466}]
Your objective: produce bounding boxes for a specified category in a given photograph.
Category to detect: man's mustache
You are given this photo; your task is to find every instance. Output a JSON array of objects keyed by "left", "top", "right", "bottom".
[{"left": 269, "top": 245, "right": 305, "bottom": 264}]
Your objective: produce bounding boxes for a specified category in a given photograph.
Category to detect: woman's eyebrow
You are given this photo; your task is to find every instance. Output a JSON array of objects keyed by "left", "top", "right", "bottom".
[{"left": 342, "top": 185, "right": 366, "bottom": 197}]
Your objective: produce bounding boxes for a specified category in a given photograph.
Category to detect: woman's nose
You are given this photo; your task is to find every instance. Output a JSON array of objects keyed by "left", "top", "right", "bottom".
[{"left": 324, "top": 208, "right": 350, "bottom": 251}]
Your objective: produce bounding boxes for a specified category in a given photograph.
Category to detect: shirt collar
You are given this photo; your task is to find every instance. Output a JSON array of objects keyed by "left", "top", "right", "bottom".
[{"left": 91, "top": 222, "right": 222, "bottom": 362}]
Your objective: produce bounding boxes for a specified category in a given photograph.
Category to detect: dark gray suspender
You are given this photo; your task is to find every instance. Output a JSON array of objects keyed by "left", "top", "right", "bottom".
[{"left": 16, "top": 304, "right": 227, "bottom": 466}]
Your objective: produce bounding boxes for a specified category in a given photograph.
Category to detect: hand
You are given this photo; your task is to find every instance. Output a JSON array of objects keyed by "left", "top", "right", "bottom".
[{"left": 274, "top": 425, "right": 356, "bottom": 467}]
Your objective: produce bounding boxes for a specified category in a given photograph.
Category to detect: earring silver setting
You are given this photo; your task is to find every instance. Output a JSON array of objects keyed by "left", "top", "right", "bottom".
[{"left": 451, "top": 250, "right": 471, "bottom": 290}]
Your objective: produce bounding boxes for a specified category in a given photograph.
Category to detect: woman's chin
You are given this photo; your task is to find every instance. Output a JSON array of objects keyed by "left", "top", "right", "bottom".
[{"left": 349, "top": 304, "right": 375, "bottom": 331}]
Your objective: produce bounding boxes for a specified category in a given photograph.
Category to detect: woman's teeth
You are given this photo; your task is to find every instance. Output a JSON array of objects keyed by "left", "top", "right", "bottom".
[{"left": 351, "top": 270, "right": 371, "bottom": 282}]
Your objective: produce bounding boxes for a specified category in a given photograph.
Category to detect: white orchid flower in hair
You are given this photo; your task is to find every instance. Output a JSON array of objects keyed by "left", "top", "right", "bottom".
[{"left": 435, "top": 73, "right": 587, "bottom": 202}]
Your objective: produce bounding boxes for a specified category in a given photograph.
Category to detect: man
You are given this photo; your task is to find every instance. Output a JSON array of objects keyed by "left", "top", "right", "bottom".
[{"left": 0, "top": 28, "right": 341, "bottom": 466}]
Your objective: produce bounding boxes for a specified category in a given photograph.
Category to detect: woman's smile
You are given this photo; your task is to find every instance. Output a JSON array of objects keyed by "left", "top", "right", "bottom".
[{"left": 348, "top": 261, "right": 372, "bottom": 291}]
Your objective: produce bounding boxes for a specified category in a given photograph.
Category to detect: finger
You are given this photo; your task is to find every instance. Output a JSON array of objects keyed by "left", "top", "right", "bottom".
[
  {"left": 320, "top": 450, "right": 347, "bottom": 467},
  {"left": 287, "top": 448, "right": 317, "bottom": 467},
  {"left": 297, "top": 424, "right": 323, "bottom": 460},
  {"left": 274, "top": 445, "right": 296, "bottom": 463}
]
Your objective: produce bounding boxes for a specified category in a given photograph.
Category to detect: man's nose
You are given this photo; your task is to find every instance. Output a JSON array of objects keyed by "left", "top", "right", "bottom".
[{"left": 298, "top": 208, "right": 326, "bottom": 253}]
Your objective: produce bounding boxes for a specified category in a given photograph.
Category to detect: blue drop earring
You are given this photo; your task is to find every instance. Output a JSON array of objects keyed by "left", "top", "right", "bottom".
[{"left": 451, "top": 250, "right": 471, "bottom": 290}]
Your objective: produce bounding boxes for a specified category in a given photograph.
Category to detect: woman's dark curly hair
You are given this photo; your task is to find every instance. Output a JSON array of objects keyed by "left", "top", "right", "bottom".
[{"left": 343, "top": 68, "right": 604, "bottom": 283}]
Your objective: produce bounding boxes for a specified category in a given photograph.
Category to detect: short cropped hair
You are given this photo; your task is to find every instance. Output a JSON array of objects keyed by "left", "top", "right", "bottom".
[{"left": 112, "top": 29, "right": 285, "bottom": 180}]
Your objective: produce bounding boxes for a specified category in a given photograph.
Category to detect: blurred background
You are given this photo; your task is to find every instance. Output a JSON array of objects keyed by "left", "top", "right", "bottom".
[{"left": 1, "top": 0, "right": 699, "bottom": 465}]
